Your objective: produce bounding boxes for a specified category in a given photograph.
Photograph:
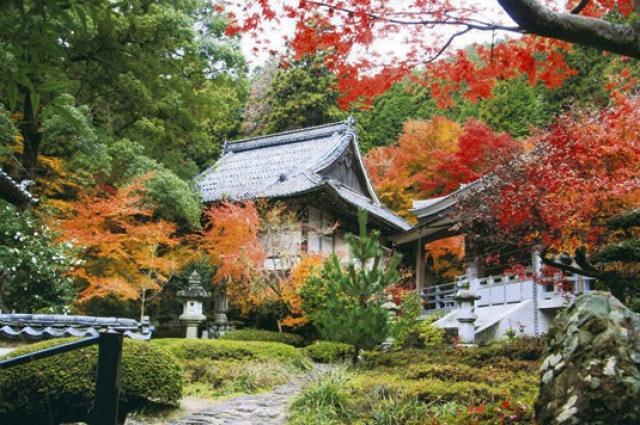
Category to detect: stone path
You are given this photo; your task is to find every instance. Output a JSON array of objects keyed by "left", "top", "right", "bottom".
[{"left": 162, "top": 365, "right": 331, "bottom": 425}]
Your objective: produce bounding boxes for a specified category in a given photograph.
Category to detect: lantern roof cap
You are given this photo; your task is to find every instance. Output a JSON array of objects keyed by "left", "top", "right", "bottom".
[{"left": 177, "top": 271, "right": 211, "bottom": 299}]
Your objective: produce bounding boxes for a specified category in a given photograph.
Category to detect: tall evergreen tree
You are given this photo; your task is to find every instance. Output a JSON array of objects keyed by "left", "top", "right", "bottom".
[
  {"left": 301, "top": 210, "right": 401, "bottom": 362},
  {"left": 259, "top": 55, "right": 344, "bottom": 134}
]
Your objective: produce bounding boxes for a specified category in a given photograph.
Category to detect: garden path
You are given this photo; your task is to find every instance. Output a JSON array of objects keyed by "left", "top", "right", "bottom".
[{"left": 146, "top": 364, "right": 330, "bottom": 425}]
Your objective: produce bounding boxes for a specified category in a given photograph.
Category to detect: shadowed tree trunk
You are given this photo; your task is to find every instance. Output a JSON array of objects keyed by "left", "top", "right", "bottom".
[{"left": 18, "top": 88, "right": 41, "bottom": 178}]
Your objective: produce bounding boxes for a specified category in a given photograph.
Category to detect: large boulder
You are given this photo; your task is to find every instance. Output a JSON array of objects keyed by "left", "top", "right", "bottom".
[{"left": 535, "top": 292, "right": 640, "bottom": 424}]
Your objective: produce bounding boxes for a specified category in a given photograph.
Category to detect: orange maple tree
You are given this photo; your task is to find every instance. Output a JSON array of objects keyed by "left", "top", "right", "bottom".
[
  {"left": 57, "top": 177, "right": 180, "bottom": 301},
  {"left": 365, "top": 117, "right": 521, "bottom": 218},
  {"left": 277, "top": 254, "right": 324, "bottom": 328},
  {"left": 200, "top": 201, "right": 267, "bottom": 311},
  {"left": 365, "top": 117, "right": 519, "bottom": 282}
]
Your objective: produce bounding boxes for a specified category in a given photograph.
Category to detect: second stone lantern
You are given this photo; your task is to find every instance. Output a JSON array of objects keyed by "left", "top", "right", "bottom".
[{"left": 177, "top": 270, "right": 211, "bottom": 339}]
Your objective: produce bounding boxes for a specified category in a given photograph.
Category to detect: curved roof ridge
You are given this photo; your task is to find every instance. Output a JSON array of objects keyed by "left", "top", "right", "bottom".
[
  {"left": 0, "top": 167, "right": 37, "bottom": 207},
  {"left": 225, "top": 120, "right": 349, "bottom": 154}
]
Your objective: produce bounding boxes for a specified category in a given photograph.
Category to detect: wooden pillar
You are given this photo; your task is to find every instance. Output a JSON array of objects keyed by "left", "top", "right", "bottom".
[
  {"left": 416, "top": 239, "right": 425, "bottom": 296},
  {"left": 93, "top": 332, "right": 123, "bottom": 425}
]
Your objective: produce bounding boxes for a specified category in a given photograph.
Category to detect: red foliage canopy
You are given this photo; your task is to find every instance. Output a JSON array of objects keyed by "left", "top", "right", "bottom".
[
  {"left": 224, "top": 0, "right": 634, "bottom": 108},
  {"left": 365, "top": 117, "right": 521, "bottom": 216},
  {"left": 460, "top": 97, "right": 640, "bottom": 252}
]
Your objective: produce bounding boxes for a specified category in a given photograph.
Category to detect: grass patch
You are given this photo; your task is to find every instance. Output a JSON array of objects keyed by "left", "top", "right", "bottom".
[
  {"left": 288, "top": 343, "right": 539, "bottom": 424},
  {"left": 220, "top": 329, "right": 305, "bottom": 347},
  {"left": 150, "top": 338, "right": 311, "bottom": 399},
  {"left": 301, "top": 340, "right": 354, "bottom": 363}
]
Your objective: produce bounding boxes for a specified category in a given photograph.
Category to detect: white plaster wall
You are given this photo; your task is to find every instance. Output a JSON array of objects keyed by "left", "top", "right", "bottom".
[{"left": 262, "top": 206, "right": 350, "bottom": 270}]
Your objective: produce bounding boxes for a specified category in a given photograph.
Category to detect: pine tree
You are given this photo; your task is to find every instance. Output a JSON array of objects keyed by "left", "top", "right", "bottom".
[{"left": 301, "top": 209, "right": 401, "bottom": 363}]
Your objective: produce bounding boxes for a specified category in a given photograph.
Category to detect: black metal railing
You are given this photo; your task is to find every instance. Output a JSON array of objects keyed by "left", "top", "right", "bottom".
[{"left": 0, "top": 332, "right": 123, "bottom": 425}]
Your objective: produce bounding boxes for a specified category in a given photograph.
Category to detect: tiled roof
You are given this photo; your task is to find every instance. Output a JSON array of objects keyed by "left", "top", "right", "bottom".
[
  {"left": 0, "top": 168, "right": 37, "bottom": 207},
  {"left": 0, "top": 314, "right": 153, "bottom": 340},
  {"left": 196, "top": 120, "right": 410, "bottom": 232},
  {"left": 329, "top": 181, "right": 411, "bottom": 231},
  {"left": 410, "top": 179, "right": 484, "bottom": 219}
]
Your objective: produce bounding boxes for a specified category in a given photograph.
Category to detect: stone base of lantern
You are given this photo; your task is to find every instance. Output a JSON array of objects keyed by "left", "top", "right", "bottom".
[
  {"left": 180, "top": 314, "right": 206, "bottom": 339},
  {"left": 208, "top": 313, "right": 234, "bottom": 338},
  {"left": 185, "top": 324, "right": 198, "bottom": 339}
]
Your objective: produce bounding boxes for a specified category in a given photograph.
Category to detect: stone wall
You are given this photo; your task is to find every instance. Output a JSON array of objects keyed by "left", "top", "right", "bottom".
[{"left": 535, "top": 292, "right": 640, "bottom": 424}]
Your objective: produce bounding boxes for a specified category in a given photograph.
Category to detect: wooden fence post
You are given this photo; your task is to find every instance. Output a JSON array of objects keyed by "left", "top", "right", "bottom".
[{"left": 93, "top": 332, "right": 123, "bottom": 425}]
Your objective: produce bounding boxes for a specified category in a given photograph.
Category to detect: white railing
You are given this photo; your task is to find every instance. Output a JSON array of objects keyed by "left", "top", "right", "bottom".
[{"left": 421, "top": 271, "right": 595, "bottom": 313}]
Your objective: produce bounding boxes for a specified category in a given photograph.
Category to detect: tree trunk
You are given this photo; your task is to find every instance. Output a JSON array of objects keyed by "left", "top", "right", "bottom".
[
  {"left": 19, "top": 89, "right": 42, "bottom": 178},
  {"left": 497, "top": 0, "right": 640, "bottom": 59}
]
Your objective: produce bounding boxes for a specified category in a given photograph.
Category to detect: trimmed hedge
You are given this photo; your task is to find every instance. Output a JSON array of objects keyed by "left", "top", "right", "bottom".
[
  {"left": 219, "top": 329, "right": 305, "bottom": 347},
  {"left": 302, "top": 341, "right": 354, "bottom": 363},
  {"left": 150, "top": 338, "right": 311, "bottom": 370},
  {"left": 0, "top": 338, "right": 182, "bottom": 425}
]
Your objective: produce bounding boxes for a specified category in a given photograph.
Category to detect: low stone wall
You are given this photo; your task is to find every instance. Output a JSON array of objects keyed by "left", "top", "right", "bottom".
[{"left": 535, "top": 292, "right": 639, "bottom": 424}]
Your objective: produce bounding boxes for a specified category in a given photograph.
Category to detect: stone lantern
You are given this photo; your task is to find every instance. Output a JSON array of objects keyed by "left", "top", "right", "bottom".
[
  {"left": 211, "top": 280, "right": 233, "bottom": 337},
  {"left": 381, "top": 295, "right": 400, "bottom": 351},
  {"left": 177, "top": 271, "right": 211, "bottom": 339},
  {"left": 454, "top": 281, "right": 480, "bottom": 346}
]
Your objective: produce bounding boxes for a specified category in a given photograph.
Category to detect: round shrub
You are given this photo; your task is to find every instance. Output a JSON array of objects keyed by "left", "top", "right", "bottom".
[
  {"left": 219, "top": 329, "right": 305, "bottom": 347},
  {"left": 302, "top": 341, "right": 354, "bottom": 363},
  {"left": 457, "top": 337, "right": 545, "bottom": 362},
  {"left": 150, "top": 338, "right": 311, "bottom": 371},
  {"left": 0, "top": 338, "right": 182, "bottom": 425}
]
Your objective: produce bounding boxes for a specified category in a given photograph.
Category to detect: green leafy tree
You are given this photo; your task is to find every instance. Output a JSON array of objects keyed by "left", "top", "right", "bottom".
[
  {"left": 354, "top": 82, "right": 421, "bottom": 152},
  {"left": 101, "top": 140, "right": 202, "bottom": 231},
  {"left": 261, "top": 55, "right": 345, "bottom": 134},
  {"left": 0, "top": 105, "right": 18, "bottom": 158},
  {"left": 301, "top": 210, "right": 401, "bottom": 363},
  {"left": 0, "top": 1, "right": 247, "bottom": 179},
  {"left": 0, "top": 0, "right": 107, "bottom": 175},
  {"left": 0, "top": 201, "right": 80, "bottom": 312}
]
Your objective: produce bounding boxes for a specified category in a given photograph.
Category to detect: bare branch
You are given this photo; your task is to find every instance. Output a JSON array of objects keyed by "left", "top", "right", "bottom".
[
  {"left": 570, "top": 0, "right": 591, "bottom": 15},
  {"left": 425, "top": 27, "right": 472, "bottom": 64},
  {"left": 306, "top": 1, "right": 522, "bottom": 33}
]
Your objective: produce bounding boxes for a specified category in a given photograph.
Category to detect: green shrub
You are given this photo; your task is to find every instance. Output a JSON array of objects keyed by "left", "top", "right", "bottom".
[
  {"left": 302, "top": 341, "right": 354, "bottom": 363},
  {"left": 391, "top": 293, "right": 424, "bottom": 348},
  {"left": 418, "top": 318, "right": 447, "bottom": 346},
  {"left": 219, "top": 329, "right": 305, "bottom": 347},
  {"left": 405, "top": 363, "right": 487, "bottom": 382},
  {"left": 0, "top": 338, "right": 182, "bottom": 425},
  {"left": 459, "top": 337, "right": 545, "bottom": 362},
  {"left": 352, "top": 372, "right": 505, "bottom": 405},
  {"left": 150, "top": 338, "right": 311, "bottom": 370}
]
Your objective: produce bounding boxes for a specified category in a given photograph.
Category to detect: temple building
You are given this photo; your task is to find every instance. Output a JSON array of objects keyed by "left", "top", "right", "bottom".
[
  {"left": 196, "top": 118, "right": 410, "bottom": 268},
  {"left": 196, "top": 119, "right": 591, "bottom": 343},
  {"left": 391, "top": 182, "right": 594, "bottom": 343}
]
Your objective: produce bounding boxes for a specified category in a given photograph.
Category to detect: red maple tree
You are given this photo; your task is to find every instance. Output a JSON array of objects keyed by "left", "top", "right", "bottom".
[
  {"left": 365, "top": 117, "right": 521, "bottom": 216},
  {"left": 224, "top": 1, "right": 637, "bottom": 108},
  {"left": 458, "top": 97, "right": 640, "bottom": 275}
]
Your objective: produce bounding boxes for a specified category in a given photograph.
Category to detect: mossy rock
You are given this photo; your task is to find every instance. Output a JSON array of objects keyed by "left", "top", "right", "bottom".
[
  {"left": 219, "top": 329, "right": 305, "bottom": 347},
  {"left": 150, "top": 338, "right": 311, "bottom": 371},
  {"left": 302, "top": 340, "right": 354, "bottom": 363},
  {"left": 0, "top": 338, "right": 182, "bottom": 425}
]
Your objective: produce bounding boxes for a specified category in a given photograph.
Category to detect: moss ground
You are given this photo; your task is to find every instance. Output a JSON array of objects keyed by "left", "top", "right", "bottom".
[{"left": 288, "top": 341, "right": 542, "bottom": 425}]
